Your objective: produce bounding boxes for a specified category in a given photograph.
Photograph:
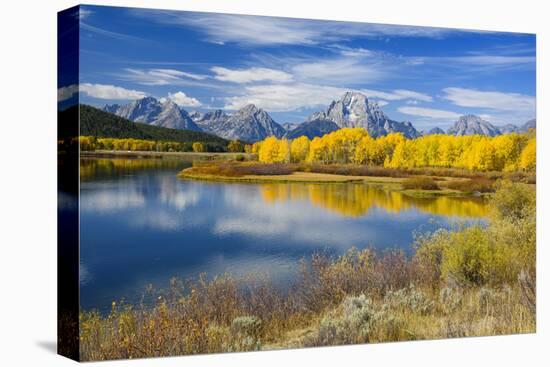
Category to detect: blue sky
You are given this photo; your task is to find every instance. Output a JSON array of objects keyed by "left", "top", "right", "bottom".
[{"left": 62, "top": 4, "right": 536, "bottom": 130}]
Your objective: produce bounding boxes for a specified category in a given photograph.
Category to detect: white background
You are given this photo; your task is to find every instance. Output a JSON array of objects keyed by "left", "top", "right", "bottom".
[{"left": 0, "top": 0, "right": 548, "bottom": 365}]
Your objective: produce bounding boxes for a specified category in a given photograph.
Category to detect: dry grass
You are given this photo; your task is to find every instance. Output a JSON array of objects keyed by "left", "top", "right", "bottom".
[
  {"left": 79, "top": 249, "right": 535, "bottom": 361},
  {"left": 179, "top": 161, "right": 536, "bottom": 193},
  {"left": 402, "top": 177, "right": 440, "bottom": 190},
  {"left": 183, "top": 161, "right": 296, "bottom": 177},
  {"left": 441, "top": 177, "right": 495, "bottom": 193}
]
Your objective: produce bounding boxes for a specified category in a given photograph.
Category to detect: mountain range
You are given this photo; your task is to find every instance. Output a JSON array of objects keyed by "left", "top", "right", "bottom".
[
  {"left": 78, "top": 104, "right": 228, "bottom": 148},
  {"left": 105, "top": 97, "right": 200, "bottom": 131},
  {"left": 435, "top": 115, "right": 535, "bottom": 137},
  {"left": 103, "top": 92, "right": 535, "bottom": 142}
]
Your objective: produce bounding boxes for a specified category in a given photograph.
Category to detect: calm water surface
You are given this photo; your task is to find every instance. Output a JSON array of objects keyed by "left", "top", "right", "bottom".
[{"left": 79, "top": 158, "right": 488, "bottom": 311}]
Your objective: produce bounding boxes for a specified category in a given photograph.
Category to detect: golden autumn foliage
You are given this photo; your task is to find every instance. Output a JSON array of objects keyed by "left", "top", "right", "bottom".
[
  {"left": 192, "top": 142, "right": 205, "bottom": 153},
  {"left": 519, "top": 138, "right": 536, "bottom": 170},
  {"left": 258, "top": 136, "right": 291, "bottom": 163},
  {"left": 79, "top": 136, "right": 205, "bottom": 153},
  {"left": 290, "top": 136, "right": 310, "bottom": 163},
  {"left": 256, "top": 128, "right": 536, "bottom": 172}
]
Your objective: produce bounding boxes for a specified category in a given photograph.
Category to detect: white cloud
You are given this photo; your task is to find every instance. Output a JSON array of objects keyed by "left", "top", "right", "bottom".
[
  {"left": 223, "top": 82, "right": 433, "bottom": 113},
  {"left": 120, "top": 68, "right": 206, "bottom": 86},
  {"left": 59, "top": 83, "right": 148, "bottom": 101},
  {"left": 335, "top": 47, "right": 375, "bottom": 58},
  {"left": 164, "top": 91, "right": 202, "bottom": 107},
  {"left": 292, "top": 58, "right": 388, "bottom": 85},
  {"left": 398, "top": 106, "right": 461, "bottom": 120},
  {"left": 223, "top": 83, "right": 348, "bottom": 111},
  {"left": 443, "top": 87, "right": 535, "bottom": 112},
  {"left": 79, "top": 83, "right": 147, "bottom": 100},
  {"left": 211, "top": 66, "right": 293, "bottom": 83}
]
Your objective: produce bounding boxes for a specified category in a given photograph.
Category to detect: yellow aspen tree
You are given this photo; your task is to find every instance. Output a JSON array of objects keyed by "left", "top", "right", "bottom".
[
  {"left": 258, "top": 136, "right": 280, "bottom": 163},
  {"left": 290, "top": 136, "right": 310, "bottom": 163},
  {"left": 519, "top": 138, "right": 536, "bottom": 170}
]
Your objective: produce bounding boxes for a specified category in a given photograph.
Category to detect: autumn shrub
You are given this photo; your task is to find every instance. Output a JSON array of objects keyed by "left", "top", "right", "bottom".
[
  {"left": 402, "top": 177, "right": 440, "bottom": 190},
  {"left": 442, "top": 177, "right": 495, "bottom": 193},
  {"left": 491, "top": 180, "right": 535, "bottom": 222},
  {"left": 413, "top": 181, "right": 535, "bottom": 287},
  {"left": 185, "top": 161, "right": 296, "bottom": 177},
  {"left": 295, "top": 248, "right": 373, "bottom": 312},
  {"left": 439, "top": 226, "right": 493, "bottom": 286},
  {"left": 304, "top": 164, "right": 409, "bottom": 178}
]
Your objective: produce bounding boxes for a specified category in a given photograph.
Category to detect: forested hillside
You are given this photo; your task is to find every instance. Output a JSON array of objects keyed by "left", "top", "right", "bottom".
[{"left": 73, "top": 105, "right": 228, "bottom": 148}]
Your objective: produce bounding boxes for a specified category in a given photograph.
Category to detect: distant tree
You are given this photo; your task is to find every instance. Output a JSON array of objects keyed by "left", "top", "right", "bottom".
[
  {"left": 277, "top": 139, "right": 291, "bottom": 163},
  {"left": 192, "top": 142, "right": 206, "bottom": 153},
  {"left": 258, "top": 137, "right": 280, "bottom": 163},
  {"left": 290, "top": 136, "right": 310, "bottom": 163},
  {"left": 228, "top": 140, "right": 244, "bottom": 153}
]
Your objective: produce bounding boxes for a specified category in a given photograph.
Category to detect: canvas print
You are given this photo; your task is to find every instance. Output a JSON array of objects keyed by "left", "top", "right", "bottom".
[{"left": 58, "top": 5, "right": 536, "bottom": 362}]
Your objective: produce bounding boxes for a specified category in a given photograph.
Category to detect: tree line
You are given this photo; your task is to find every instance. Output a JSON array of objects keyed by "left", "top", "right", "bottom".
[
  {"left": 253, "top": 128, "right": 536, "bottom": 172},
  {"left": 79, "top": 136, "right": 250, "bottom": 154}
]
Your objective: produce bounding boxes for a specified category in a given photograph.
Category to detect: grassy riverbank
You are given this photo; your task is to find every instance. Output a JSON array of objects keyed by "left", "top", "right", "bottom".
[
  {"left": 79, "top": 181, "right": 535, "bottom": 361},
  {"left": 177, "top": 161, "right": 534, "bottom": 196}
]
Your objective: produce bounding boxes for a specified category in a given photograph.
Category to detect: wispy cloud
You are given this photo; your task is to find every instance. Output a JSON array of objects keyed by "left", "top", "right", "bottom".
[
  {"left": 443, "top": 87, "right": 535, "bottom": 112},
  {"left": 80, "top": 22, "right": 146, "bottom": 43},
  {"left": 362, "top": 89, "right": 433, "bottom": 102},
  {"left": 398, "top": 106, "right": 461, "bottom": 120},
  {"left": 119, "top": 68, "right": 208, "bottom": 86},
  {"left": 211, "top": 66, "right": 293, "bottom": 83},
  {"left": 412, "top": 54, "right": 535, "bottom": 74},
  {"left": 131, "top": 10, "right": 456, "bottom": 46}
]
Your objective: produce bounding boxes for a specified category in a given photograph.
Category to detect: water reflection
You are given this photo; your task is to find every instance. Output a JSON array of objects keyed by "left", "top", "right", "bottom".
[
  {"left": 260, "top": 183, "right": 488, "bottom": 218},
  {"left": 79, "top": 158, "right": 489, "bottom": 312}
]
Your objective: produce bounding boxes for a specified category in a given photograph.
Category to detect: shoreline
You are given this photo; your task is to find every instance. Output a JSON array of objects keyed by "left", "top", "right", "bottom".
[
  {"left": 177, "top": 167, "right": 471, "bottom": 198},
  {"left": 81, "top": 150, "right": 251, "bottom": 160}
]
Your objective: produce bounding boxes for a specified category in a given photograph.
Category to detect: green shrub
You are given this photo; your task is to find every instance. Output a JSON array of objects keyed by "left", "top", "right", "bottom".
[
  {"left": 491, "top": 180, "right": 535, "bottom": 222},
  {"left": 440, "top": 226, "right": 492, "bottom": 286}
]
